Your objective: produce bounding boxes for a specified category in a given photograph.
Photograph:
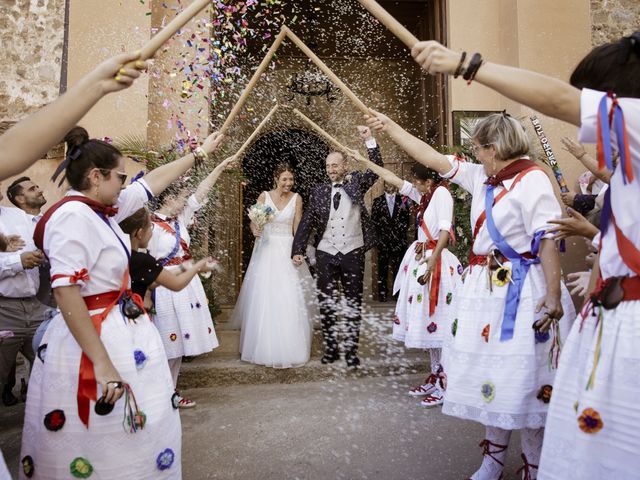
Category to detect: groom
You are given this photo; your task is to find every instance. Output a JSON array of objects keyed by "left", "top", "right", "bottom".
[{"left": 292, "top": 126, "right": 383, "bottom": 368}]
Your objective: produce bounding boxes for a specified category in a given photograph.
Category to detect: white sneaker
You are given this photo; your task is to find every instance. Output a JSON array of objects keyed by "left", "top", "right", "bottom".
[
  {"left": 172, "top": 391, "right": 196, "bottom": 409},
  {"left": 420, "top": 387, "right": 444, "bottom": 408},
  {"left": 408, "top": 374, "right": 437, "bottom": 396}
]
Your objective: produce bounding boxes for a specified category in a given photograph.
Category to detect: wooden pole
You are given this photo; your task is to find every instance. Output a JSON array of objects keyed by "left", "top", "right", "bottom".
[
  {"left": 292, "top": 108, "right": 351, "bottom": 153},
  {"left": 123, "top": 0, "right": 212, "bottom": 68},
  {"left": 219, "top": 27, "right": 288, "bottom": 134},
  {"left": 357, "top": 0, "right": 419, "bottom": 50},
  {"left": 284, "top": 27, "right": 370, "bottom": 115},
  {"left": 235, "top": 105, "right": 279, "bottom": 158}
]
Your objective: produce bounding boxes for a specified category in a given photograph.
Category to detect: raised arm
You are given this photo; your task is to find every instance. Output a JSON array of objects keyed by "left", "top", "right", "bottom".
[
  {"left": 365, "top": 110, "right": 451, "bottom": 175},
  {"left": 194, "top": 155, "right": 236, "bottom": 204},
  {"left": 560, "top": 137, "right": 611, "bottom": 183},
  {"left": 143, "top": 131, "right": 224, "bottom": 195},
  {"left": 410, "top": 41, "right": 581, "bottom": 126},
  {"left": 0, "top": 52, "right": 148, "bottom": 181},
  {"left": 347, "top": 148, "right": 404, "bottom": 190}
]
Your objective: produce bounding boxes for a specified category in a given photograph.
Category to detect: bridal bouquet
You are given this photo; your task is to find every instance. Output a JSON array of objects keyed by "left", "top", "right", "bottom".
[{"left": 248, "top": 203, "right": 276, "bottom": 228}]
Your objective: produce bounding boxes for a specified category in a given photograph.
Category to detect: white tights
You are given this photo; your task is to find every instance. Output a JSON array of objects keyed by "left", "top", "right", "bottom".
[
  {"left": 428, "top": 348, "right": 441, "bottom": 374},
  {"left": 168, "top": 357, "right": 182, "bottom": 388},
  {"left": 470, "top": 426, "right": 544, "bottom": 480}
]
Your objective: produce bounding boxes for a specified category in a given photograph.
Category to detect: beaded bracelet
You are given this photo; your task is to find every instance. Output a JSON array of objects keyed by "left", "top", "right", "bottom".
[{"left": 453, "top": 51, "right": 467, "bottom": 79}]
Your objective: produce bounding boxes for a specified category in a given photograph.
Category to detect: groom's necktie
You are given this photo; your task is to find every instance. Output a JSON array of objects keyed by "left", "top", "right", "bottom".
[{"left": 332, "top": 184, "right": 342, "bottom": 210}]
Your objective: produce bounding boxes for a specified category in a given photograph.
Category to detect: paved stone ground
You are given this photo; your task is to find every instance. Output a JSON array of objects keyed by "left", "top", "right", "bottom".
[{"left": 1, "top": 373, "right": 525, "bottom": 480}]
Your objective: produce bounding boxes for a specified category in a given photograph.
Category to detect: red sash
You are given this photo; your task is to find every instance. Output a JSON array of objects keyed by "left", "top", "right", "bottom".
[
  {"left": 152, "top": 219, "right": 192, "bottom": 266},
  {"left": 419, "top": 220, "right": 442, "bottom": 317}
]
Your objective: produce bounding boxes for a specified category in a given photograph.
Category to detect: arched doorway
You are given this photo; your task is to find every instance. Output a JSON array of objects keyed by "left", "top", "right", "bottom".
[{"left": 241, "top": 129, "right": 329, "bottom": 275}]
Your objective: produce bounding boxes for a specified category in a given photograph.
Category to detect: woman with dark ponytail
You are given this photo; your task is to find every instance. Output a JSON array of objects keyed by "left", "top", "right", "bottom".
[
  {"left": 20, "top": 125, "right": 223, "bottom": 479},
  {"left": 411, "top": 31, "right": 640, "bottom": 480}
]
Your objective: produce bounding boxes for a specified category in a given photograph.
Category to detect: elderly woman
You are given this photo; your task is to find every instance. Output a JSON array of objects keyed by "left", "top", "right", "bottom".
[{"left": 366, "top": 111, "right": 575, "bottom": 480}]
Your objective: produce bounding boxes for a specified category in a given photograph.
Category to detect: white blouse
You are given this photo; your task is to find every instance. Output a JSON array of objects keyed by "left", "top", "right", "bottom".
[
  {"left": 148, "top": 194, "right": 204, "bottom": 260},
  {"left": 399, "top": 181, "right": 453, "bottom": 242},
  {"left": 578, "top": 88, "right": 640, "bottom": 279},
  {"left": 441, "top": 155, "right": 561, "bottom": 256},
  {"left": 46, "top": 180, "right": 153, "bottom": 293}
]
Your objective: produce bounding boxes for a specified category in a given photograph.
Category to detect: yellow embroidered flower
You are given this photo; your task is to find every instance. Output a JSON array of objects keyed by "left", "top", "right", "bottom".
[{"left": 492, "top": 266, "right": 511, "bottom": 287}]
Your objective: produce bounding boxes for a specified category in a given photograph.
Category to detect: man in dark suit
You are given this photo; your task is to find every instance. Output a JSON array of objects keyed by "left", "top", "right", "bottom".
[
  {"left": 292, "top": 126, "right": 382, "bottom": 368},
  {"left": 372, "top": 182, "right": 410, "bottom": 302}
]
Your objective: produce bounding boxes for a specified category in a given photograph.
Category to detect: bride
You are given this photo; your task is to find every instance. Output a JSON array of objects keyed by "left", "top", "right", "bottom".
[{"left": 231, "top": 163, "right": 316, "bottom": 368}]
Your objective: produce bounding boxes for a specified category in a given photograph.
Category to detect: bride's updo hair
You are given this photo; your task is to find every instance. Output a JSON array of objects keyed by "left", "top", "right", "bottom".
[
  {"left": 63, "top": 126, "right": 123, "bottom": 191},
  {"left": 273, "top": 162, "right": 294, "bottom": 181}
]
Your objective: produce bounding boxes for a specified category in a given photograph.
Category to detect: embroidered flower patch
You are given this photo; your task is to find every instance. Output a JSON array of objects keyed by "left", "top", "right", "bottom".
[
  {"left": 492, "top": 266, "right": 511, "bottom": 287},
  {"left": 446, "top": 292, "right": 453, "bottom": 305},
  {"left": 412, "top": 268, "right": 418, "bottom": 278},
  {"left": 482, "top": 324, "right": 490, "bottom": 343},
  {"left": 403, "top": 265, "right": 409, "bottom": 273},
  {"left": 44, "top": 409, "right": 66, "bottom": 431},
  {"left": 22, "top": 455, "right": 34, "bottom": 478},
  {"left": 457, "top": 264, "right": 464, "bottom": 275},
  {"left": 536, "top": 385, "right": 553, "bottom": 404},
  {"left": 393, "top": 315, "right": 401, "bottom": 325},
  {"left": 70, "top": 457, "right": 93, "bottom": 478},
  {"left": 133, "top": 350, "right": 147, "bottom": 369},
  {"left": 481, "top": 382, "right": 495, "bottom": 403},
  {"left": 208, "top": 327, "right": 212, "bottom": 334},
  {"left": 451, "top": 319, "right": 458, "bottom": 337},
  {"left": 417, "top": 293, "right": 423, "bottom": 303},
  {"left": 427, "top": 322, "right": 437, "bottom": 333},
  {"left": 169, "top": 333, "right": 177, "bottom": 342},
  {"left": 449, "top": 266, "right": 454, "bottom": 276},
  {"left": 156, "top": 448, "right": 175, "bottom": 470},
  {"left": 408, "top": 295, "right": 413, "bottom": 304},
  {"left": 578, "top": 408, "right": 603, "bottom": 434},
  {"left": 184, "top": 332, "right": 191, "bottom": 340}
]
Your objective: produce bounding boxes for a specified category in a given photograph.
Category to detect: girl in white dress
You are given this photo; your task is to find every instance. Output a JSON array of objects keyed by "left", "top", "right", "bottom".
[
  {"left": 366, "top": 112, "right": 575, "bottom": 480},
  {"left": 354, "top": 157, "right": 460, "bottom": 407},
  {"left": 410, "top": 32, "right": 640, "bottom": 480},
  {"left": 20, "top": 126, "right": 220, "bottom": 479},
  {"left": 148, "top": 157, "right": 234, "bottom": 407},
  {"left": 231, "top": 163, "right": 316, "bottom": 368}
]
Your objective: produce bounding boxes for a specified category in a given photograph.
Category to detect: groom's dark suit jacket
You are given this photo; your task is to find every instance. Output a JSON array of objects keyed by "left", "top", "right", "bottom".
[{"left": 292, "top": 145, "right": 384, "bottom": 257}]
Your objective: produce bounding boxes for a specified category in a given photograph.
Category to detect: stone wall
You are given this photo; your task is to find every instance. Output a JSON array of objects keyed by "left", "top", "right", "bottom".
[
  {"left": 0, "top": 0, "right": 65, "bottom": 121},
  {"left": 591, "top": 0, "right": 640, "bottom": 45}
]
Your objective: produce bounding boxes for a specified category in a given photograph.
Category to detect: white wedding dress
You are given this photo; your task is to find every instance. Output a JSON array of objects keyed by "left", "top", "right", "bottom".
[{"left": 231, "top": 192, "right": 317, "bottom": 368}]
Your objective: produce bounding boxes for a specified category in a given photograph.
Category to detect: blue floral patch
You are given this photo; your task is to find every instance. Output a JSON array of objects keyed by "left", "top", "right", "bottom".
[
  {"left": 481, "top": 382, "right": 495, "bottom": 403},
  {"left": 156, "top": 448, "right": 175, "bottom": 471},
  {"left": 133, "top": 350, "right": 147, "bottom": 370}
]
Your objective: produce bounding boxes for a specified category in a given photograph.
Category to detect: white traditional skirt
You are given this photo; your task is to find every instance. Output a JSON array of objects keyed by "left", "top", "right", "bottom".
[
  {"left": 538, "top": 300, "right": 640, "bottom": 479},
  {"left": 392, "top": 241, "right": 461, "bottom": 349},
  {"left": 20, "top": 308, "right": 182, "bottom": 479},
  {"left": 154, "top": 270, "right": 219, "bottom": 359},
  {"left": 441, "top": 261, "right": 575, "bottom": 430}
]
